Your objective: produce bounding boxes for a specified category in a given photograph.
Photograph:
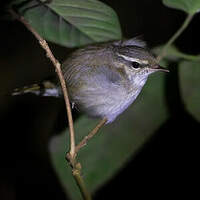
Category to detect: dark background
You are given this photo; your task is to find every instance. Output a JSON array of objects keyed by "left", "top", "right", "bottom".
[{"left": 0, "top": 0, "right": 200, "bottom": 199}]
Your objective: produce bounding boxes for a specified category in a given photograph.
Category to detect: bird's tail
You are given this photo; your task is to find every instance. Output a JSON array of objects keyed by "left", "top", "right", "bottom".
[{"left": 12, "top": 81, "right": 60, "bottom": 97}]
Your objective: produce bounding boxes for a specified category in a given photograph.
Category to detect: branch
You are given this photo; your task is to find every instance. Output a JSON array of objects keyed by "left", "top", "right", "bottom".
[
  {"left": 9, "top": 9, "right": 76, "bottom": 159},
  {"left": 157, "top": 13, "right": 194, "bottom": 62},
  {"left": 73, "top": 163, "right": 92, "bottom": 200},
  {"left": 9, "top": 9, "right": 92, "bottom": 200},
  {"left": 75, "top": 118, "right": 107, "bottom": 153}
]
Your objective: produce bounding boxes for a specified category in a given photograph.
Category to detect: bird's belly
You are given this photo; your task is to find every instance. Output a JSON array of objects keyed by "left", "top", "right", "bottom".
[
  {"left": 72, "top": 77, "right": 147, "bottom": 123},
  {"left": 77, "top": 86, "right": 142, "bottom": 123},
  {"left": 104, "top": 89, "right": 141, "bottom": 123}
]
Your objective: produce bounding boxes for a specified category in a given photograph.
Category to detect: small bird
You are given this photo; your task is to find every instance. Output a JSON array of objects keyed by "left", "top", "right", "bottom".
[
  {"left": 62, "top": 37, "right": 168, "bottom": 123},
  {"left": 12, "top": 37, "right": 168, "bottom": 123}
]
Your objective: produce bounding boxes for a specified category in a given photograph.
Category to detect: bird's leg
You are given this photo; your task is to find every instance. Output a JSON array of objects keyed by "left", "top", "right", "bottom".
[{"left": 75, "top": 118, "right": 107, "bottom": 153}]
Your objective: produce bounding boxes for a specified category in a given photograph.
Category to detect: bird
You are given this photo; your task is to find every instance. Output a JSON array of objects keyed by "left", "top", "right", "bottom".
[
  {"left": 61, "top": 37, "right": 168, "bottom": 123},
  {"left": 12, "top": 37, "right": 169, "bottom": 124}
]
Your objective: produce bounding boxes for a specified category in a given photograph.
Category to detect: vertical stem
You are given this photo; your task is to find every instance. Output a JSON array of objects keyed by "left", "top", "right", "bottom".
[
  {"left": 56, "top": 67, "right": 76, "bottom": 158},
  {"left": 157, "top": 13, "right": 194, "bottom": 61},
  {"left": 8, "top": 11, "right": 76, "bottom": 159},
  {"left": 9, "top": 8, "right": 87, "bottom": 199},
  {"left": 73, "top": 167, "right": 92, "bottom": 200}
]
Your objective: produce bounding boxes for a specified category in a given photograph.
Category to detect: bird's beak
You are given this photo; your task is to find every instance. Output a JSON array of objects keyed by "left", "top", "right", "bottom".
[{"left": 152, "top": 65, "right": 169, "bottom": 72}]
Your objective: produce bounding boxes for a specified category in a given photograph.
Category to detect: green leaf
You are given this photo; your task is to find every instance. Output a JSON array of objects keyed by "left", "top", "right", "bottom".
[
  {"left": 179, "top": 60, "right": 200, "bottom": 122},
  {"left": 19, "top": 0, "right": 122, "bottom": 47},
  {"left": 154, "top": 45, "right": 200, "bottom": 61},
  {"left": 163, "top": 0, "right": 200, "bottom": 14},
  {"left": 49, "top": 73, "right": 169, "bottom": 200}
]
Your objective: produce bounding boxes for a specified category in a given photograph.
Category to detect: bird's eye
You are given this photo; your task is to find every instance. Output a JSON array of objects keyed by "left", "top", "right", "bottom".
[{"left": 131, "top": 61, "right": 140, "bottom": 69}]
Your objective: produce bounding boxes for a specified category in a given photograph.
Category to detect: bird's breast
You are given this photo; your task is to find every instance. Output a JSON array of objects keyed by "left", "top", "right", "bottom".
[
  {"left": 105, "top": 85, "right": 144, "bottom": 122},
  {"left": 83, "top": 76, "right": 147, "bottom": 123}
]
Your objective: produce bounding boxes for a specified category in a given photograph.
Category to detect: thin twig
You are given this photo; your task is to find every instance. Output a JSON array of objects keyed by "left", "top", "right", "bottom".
[
  {"left": 157, "top": 13, "right": 194, "bottom": 62},
  {"left": 9, "top": 9, "right": 93, "bottom": 199},
  {"left": 73, "top": 164, "right": 92, "bottom": 200},
  {"left": 75, "top": 118, "right": 107, "bottom": 153},
  {"left": 9, "top": 8, "right": 92, "bottom": 200},
  {"left": 9, "top": 9, "right": 106, "bottom": 200},
  {"left": 9, "top": 9, "right": 76, "bottom": 159}
]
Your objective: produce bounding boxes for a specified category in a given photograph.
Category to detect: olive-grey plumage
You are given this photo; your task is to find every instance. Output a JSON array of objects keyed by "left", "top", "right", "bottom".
[{"left": 62, "top": 38, "right": 168, "bottom": 123}]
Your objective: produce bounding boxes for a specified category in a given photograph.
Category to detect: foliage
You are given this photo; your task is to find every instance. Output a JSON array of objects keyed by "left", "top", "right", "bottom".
[
  {"left": 15, "top": 0, "right": 121, "bottom": 47},
  {"left": 179, "top": 60, "right": 200, "bottom": 122},
  {"left": 163, "top": 0, "right": 200, "bottom": 14}
]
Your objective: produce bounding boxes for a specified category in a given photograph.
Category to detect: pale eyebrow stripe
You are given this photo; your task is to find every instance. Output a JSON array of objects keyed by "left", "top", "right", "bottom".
[{"left": 117, "top": 53, "right": 149, "bottom": 65}]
